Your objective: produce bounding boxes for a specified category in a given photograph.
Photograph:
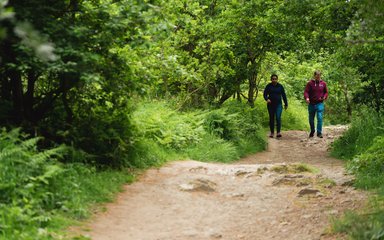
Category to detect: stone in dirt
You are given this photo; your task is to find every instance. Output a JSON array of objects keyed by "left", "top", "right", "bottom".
[
  {"left": 179, "top": 178, "right": 217, "bottom": 192},
  {"left": 298, "top": 188, "right": 321, "bottom": 197}
]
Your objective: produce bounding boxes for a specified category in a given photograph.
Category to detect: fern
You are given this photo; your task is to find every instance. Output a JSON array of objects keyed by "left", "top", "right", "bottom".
[
  {"left": 0, "top": 146, "right": 28, "bottom": 163},
  {"left": 19, "top": 137, "right": 41, "bottom": 151},
  {"left": 132, "top": 101, "right": 205, "bottom": 149},
  {"left": 0, "top": 128, "right": 68, "bottom": 238},
  {"left": 35, "top": 165, "right": 63, "bottom": 185},
  {"left": 29, "top": 145, "right": 66, "bottom": 165}
]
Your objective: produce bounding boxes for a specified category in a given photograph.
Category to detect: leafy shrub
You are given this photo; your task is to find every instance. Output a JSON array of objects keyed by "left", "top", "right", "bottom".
[
  {"left": 185, "top": 134, "right": 240, "bottom": 162},
  {"left": 0, "top": 128, "right": 66, "bottom": 239},
  {"left": 0, "top": 129, "right": 65, "bottom": 206},
  {"left": 331, "top": 110, "right": 384, "bottom": 238},
  {"left": 131, "top": 100, "right": 267, "bottom": 163},
  {"left": 203, "top": 108, "right": 238, "bottom": 141},
  {"left": 132, "top": 101, "right": 205, "bottom": 150},
  {"left": 347, "top": 136, "right": 384, "bottom": 189},
  {"left": 333, "top": 199, "right": 384, "bottom": 240},
  {"left": 223, "top": 100, "right": 264, "bottom": 135},
  {"left": 70, "top": 104, "right": 135, "bottom": 168},
  {"left": 128, "top": 138, "right": 178, "bottom": 169},
  {"left": 0, "top": 128, "right": 132, "bottom": 239},
  {"left": 331, "top": 108, "right": 384, "bottom": 159},
  {"left": 348, "top": 136, "right": 384, "bottom": 174},
  {"left": 221, "top": 100, "right": 267, "bottom": 154}
]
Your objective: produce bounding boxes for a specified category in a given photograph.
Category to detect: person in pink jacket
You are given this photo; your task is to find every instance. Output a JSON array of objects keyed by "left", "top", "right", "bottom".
[{"left": 304, "top": 70, "right": 329, "bottom": 138}]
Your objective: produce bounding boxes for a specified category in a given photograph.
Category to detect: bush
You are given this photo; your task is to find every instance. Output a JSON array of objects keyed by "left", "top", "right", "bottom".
[
  {"left": 333, "top": 198, "right": 384, "bottom": 240},
  {"left": 0, "top": 128, "right": 132, "bottom": 239},
  {"left": 132, "top": 101, "right": 205, "bottom": 150},
  {"left": 347, "top": 136, "right": 384, "bottom": 189},
  {"left": 0, "top": 128, "right": 66, "bottom": 239},
  {"left": 185, "top": 134, "right": 240, "bottom": 162},
  {"left": 131, "top": 100, "right": 267, "bottom": 163},
  {"left": 203, "top": 108, "right": 238, "bottom": 141},
  {"left": 348, "top": 136, "right": 384, "bottom": 174},
  {"left": 129, "top": 138, "right": 177, "bottom": 169},
  {"left": 331, "top": 109, "right": 384, "bottom": 238},
  {"left": 70, "top": 105, "right": 135, "bottom": 168},
  {"left": 331, "top": 108, "right": 384, "bottom": 160}
]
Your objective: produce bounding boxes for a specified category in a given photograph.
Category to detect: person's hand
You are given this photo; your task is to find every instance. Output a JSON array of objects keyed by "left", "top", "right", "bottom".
[
  {"left": 267, "top": 99, "right": 271, "bottom": 104},
  {"left": 284, "top": 105, "right": 288, "bottom": 110},
  {"left": 305, "top": 98, "right": 310, "bottom": 104}
]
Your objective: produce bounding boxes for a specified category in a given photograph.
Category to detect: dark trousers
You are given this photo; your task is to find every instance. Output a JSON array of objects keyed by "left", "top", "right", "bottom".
[{"left": 267, "top": 104, "right": 282, "bottom": 134}]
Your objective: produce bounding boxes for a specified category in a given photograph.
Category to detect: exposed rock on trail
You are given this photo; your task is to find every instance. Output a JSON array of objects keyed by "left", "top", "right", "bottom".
[{"left": 74, "top": 126, "right": 366, "bottom": 240}]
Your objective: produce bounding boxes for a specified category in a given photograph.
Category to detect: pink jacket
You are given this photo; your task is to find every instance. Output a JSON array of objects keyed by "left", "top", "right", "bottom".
[{"left": 304, "top": 80, "right": 328, "bottom": 104}]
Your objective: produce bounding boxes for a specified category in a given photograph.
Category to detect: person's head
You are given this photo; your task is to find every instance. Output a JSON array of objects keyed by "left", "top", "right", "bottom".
[
  {"left": 271, "top": 74, "right": 278, "bottom": 84},
  {"left": 314, "top": 70, "right": 321, "bottom": 81}
]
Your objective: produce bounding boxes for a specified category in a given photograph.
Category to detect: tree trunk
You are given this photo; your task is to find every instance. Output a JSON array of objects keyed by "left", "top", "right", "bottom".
[
  {"left": 62, "top": 92, "right": 73, "bottom": 124},
  {"left": 9, "top": 69, "right": 23, "bottom": 123},
  {"left": 59, "top": 72, "right": 75, "bottom": 124},
  {"left": 218, "top": 90, "right": 232, "bottom": 106},
  {"left": 247, "top": 71, "right": 257, "bottom": 108},
  {"left": 207, "top": 83, "right": 217, "bottom": 104},
  {"left": 236, "top": 90, "right": 241, "bottom": 102},
  {"left": 24, "top": 70, "right": 38, "bottom": 122},
  {"left": 0, "top": 74, "right": 11, "bottom": 101}
]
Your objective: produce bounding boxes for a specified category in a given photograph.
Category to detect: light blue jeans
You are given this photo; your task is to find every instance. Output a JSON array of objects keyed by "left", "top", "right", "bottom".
[{"left": 308, "top": 103, "right": 324, "bottom": 134}]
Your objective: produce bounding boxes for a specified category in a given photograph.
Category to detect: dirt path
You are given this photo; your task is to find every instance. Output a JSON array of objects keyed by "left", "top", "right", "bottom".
[{"left": 75, "top": 126, "right": 367, "bottom": 240}]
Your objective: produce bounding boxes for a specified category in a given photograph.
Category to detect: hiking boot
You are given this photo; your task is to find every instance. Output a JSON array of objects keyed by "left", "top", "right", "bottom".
[
  {"left": 309, "top": 131, "right": 315, "bottom": 138},
  {"left": 269, "top": 133, "right": 274, "bottom": 138},
  {"left": 276, "top": 133, "right": 282, "bottom": 138},
  {"left": 317, "top": 133, "right": 323, "bottom": 138}
]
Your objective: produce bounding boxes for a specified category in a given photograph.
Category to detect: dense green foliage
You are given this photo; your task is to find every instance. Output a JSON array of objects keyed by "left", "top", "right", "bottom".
[
  {"left": 131, "top": 99, "right": 269, "bottom": 163},
  {"left": 333, "top": 201, "right": 384, "bottom": 240},
  {"left": 330, "top": 16, "right": 384, "bottom": 226},
  {"left": 0, "top": 0, "right": 376, "bottom": 165},
  {"left": 0, "top": 129, "right": 132, "bottom": 240},
  {"left": 331, "top": 110, "right": 384, "bottom": 236},
  {"left": 332, "top": 109, "right": 384, "bottom": 160},
  {"left": 0, "top": 0, "right": 384, "bottom": 238},
  {"left": 130, "top": 97, "right": 306, "bottom": 164}
]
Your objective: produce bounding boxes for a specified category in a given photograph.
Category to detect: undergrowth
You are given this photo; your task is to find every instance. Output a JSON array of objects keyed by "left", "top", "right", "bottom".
[
  {"left": 331, "top": 109, "right": 384, "bottom": 239},
  {"left": 131, "top": 99, "right": 268, "bottom": 163},
  {"left": 0, "top": 128, "right": 132, "bottom": 240},
  {"left": 331, "top": 108, "right": 384, "bottom": 160},
  {"left": 131, "top": 98, "right": 308, "bottom": 163}
]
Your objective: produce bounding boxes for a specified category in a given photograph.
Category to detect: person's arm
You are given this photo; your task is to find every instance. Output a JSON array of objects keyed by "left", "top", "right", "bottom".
[
  {"left": 282, "top": 85, "right": 288, "bottom": 109},
  {"left": 323, "top": 81, "right": 329, "bottom": 100},
  {"left": 304, "top": 81, "right": 311, "bottom": 103},
  {"left": 263, "top": 84, "right": 270, "bottom": 102}
]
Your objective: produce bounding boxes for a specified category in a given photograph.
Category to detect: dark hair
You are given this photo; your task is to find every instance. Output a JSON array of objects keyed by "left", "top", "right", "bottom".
[
  {"left": 271, "top": 74, "right": 278, "bottom": 80},
  {"left": 314, "top": 70, "right": 321, "bottom": 76}
]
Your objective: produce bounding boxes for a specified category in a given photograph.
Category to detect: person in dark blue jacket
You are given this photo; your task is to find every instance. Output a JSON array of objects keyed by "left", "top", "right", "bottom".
[{"left": 263, "top": 74, "right": 288, "bottom": 138}]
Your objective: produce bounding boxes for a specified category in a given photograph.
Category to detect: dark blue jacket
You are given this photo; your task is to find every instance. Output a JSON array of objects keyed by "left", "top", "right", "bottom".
[{"left": 263, "top": 83, "right": 288, "bottom": 107}]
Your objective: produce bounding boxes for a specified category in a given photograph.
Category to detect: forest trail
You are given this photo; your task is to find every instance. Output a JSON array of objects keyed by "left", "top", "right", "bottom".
[{"left": 75, "top": 126, "right": 367, "bottom": 240}]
